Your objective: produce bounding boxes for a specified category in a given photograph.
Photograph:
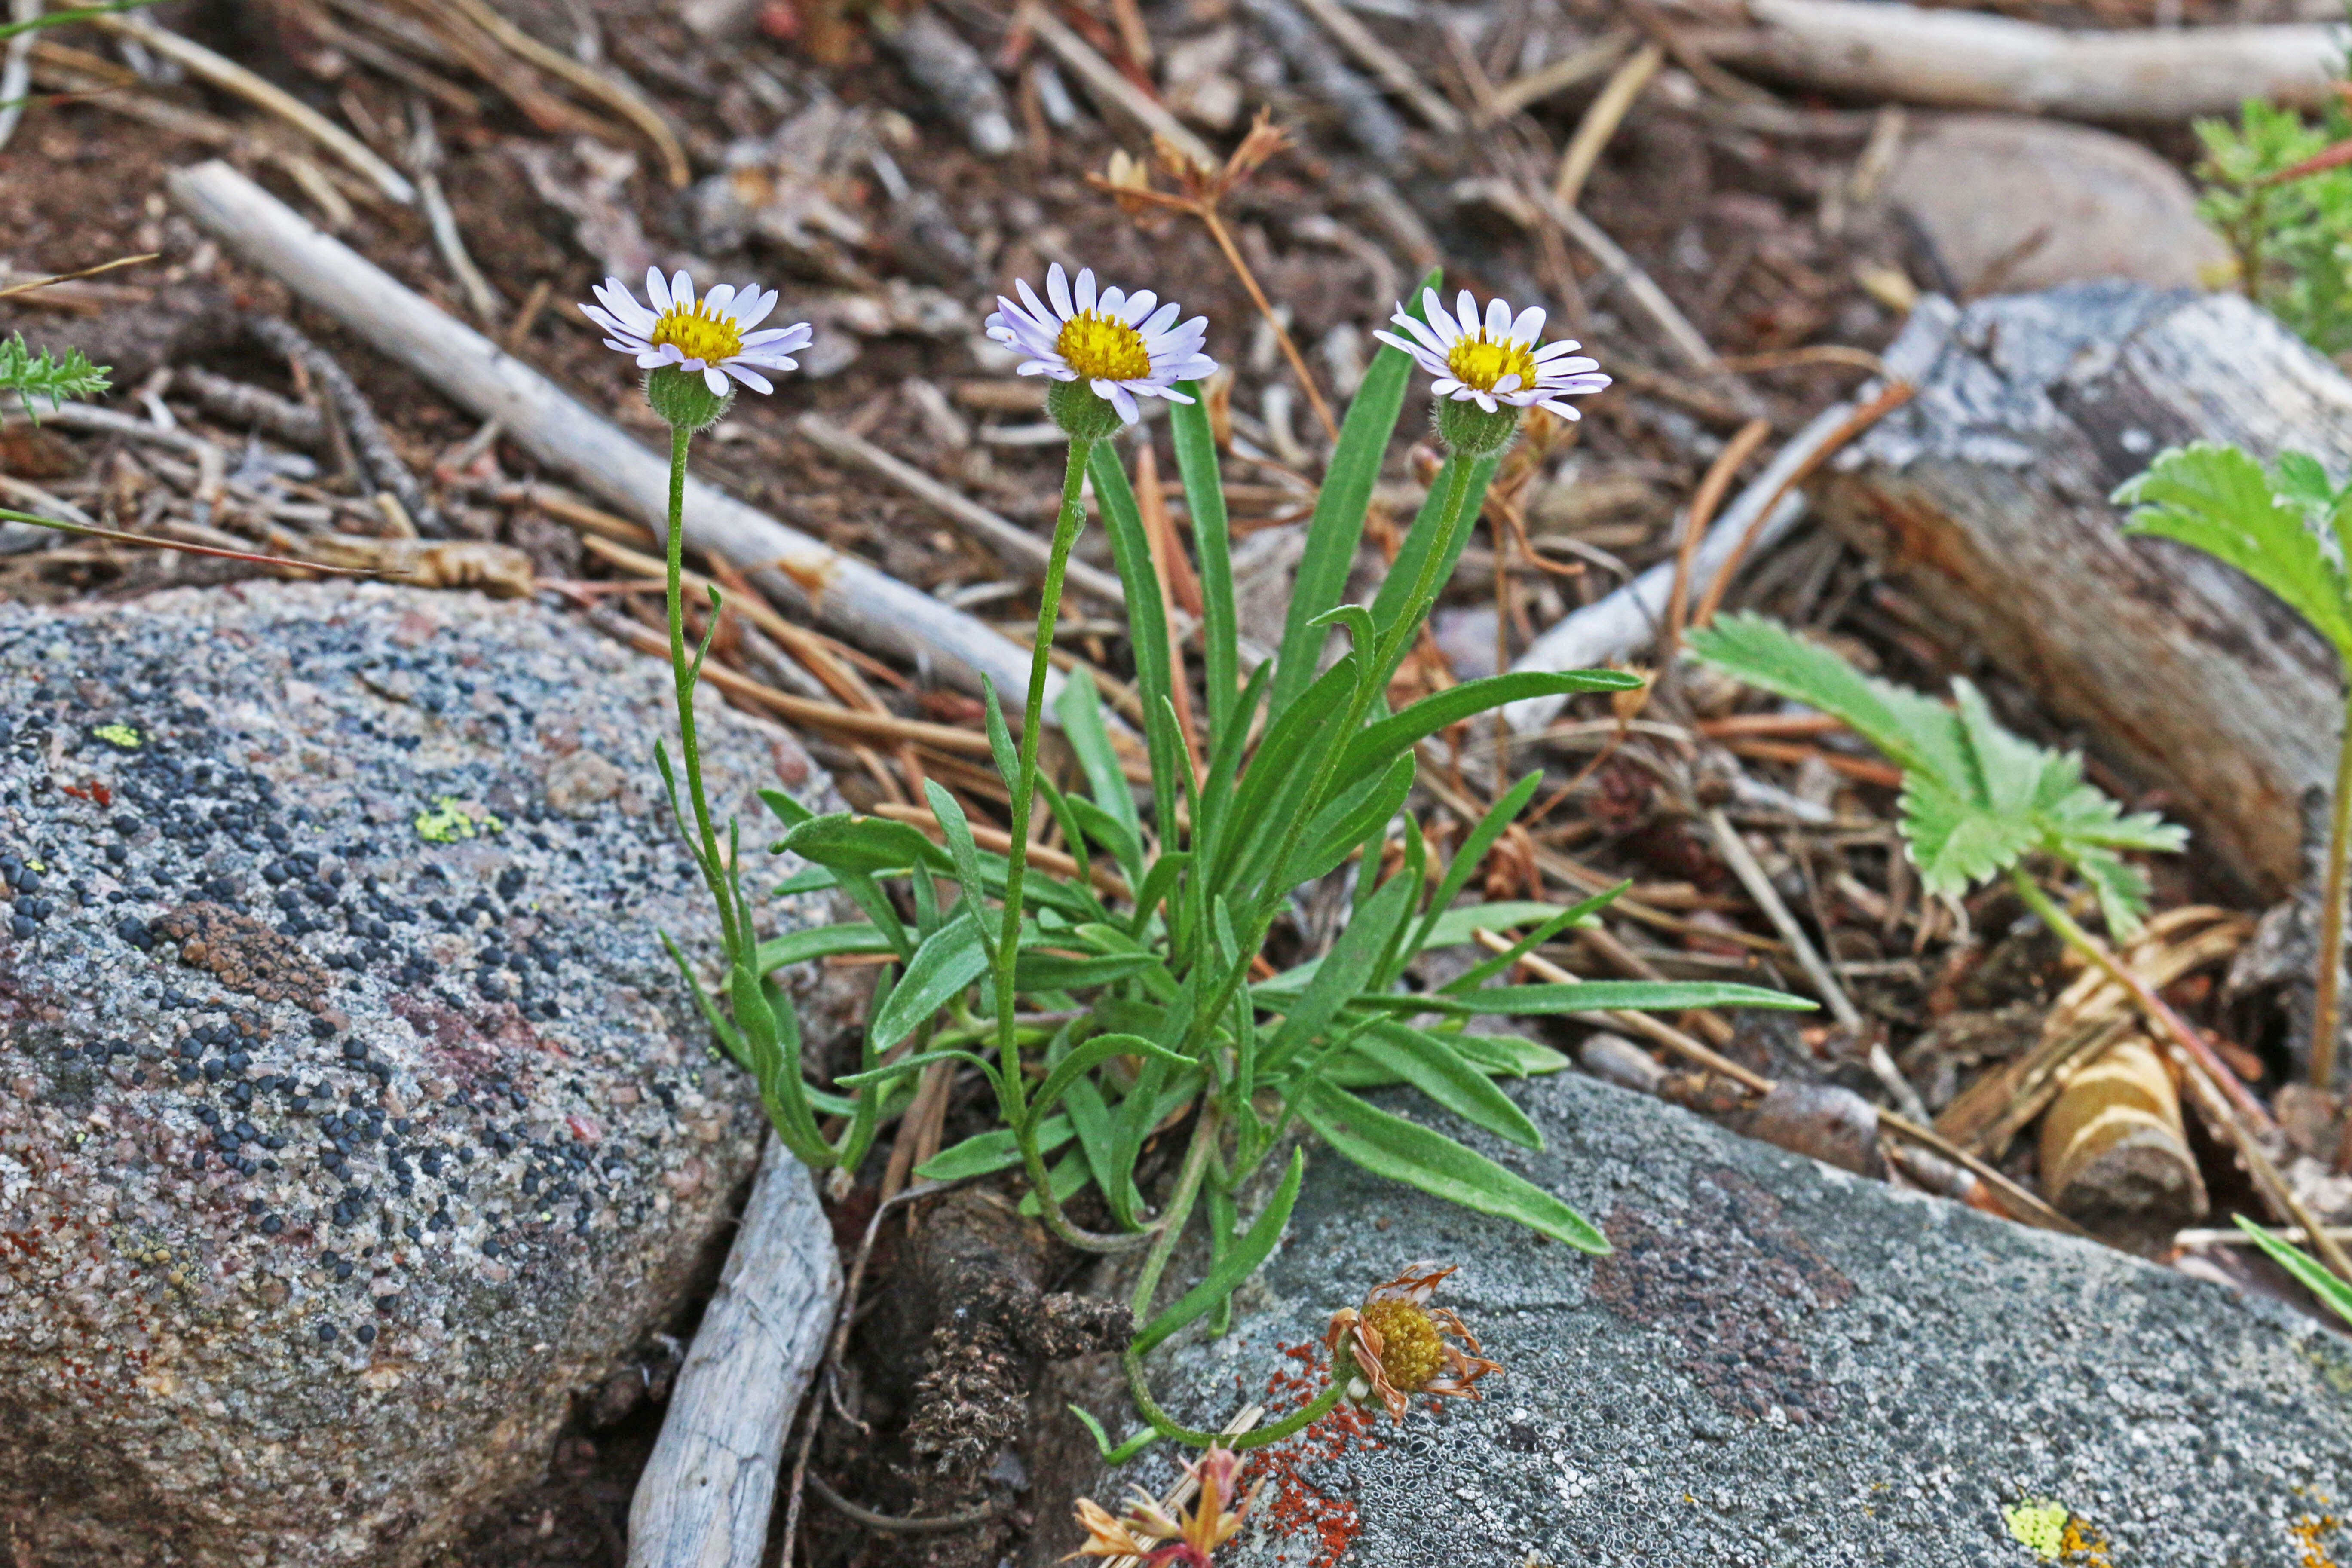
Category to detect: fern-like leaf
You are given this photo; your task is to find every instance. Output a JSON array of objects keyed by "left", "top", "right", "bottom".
[
  {"left": 2112, "top": 441, "right": 2352, "bottom": 663},
  {"left": 1688, "top": 614, "right": 2186, "bottom": 934},
  {"left": 0, "top": 334, "right": 111, "bottom": 420}
]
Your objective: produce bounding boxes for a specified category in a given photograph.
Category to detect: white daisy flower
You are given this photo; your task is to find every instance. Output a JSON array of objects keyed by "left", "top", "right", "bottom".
[
  {"left": 985, "top": 263, "right": 1216, "bottom": 426},
  {"left": 582, "top": 268, "right": 814, "bottom": 397},
  {"left": 1374, "top": 289, "right": 1609, "bottom": 420}
]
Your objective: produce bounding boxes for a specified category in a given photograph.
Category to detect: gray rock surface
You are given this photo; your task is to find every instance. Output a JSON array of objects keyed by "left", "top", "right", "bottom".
[
  {"left": 1124, "top": 1073, "right": 2352, "bottom": 1566},
  {"left": 1886, "top": 113, "right": 2228, "bottom": 296},
  {"left": 0, "top": 582, "right": 839, "bottom": 1566}
]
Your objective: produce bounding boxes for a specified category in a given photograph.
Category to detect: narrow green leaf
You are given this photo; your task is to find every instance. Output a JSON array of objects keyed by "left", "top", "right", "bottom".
[
  {"left": 2233, "top": 1216, "right": 2352, "bottom": 1326},
  {"left": 924, "top": 780, "right": 994, "bottom": 928},
  {"left": 1296, "top": 1081, "right": 1607, "bottom": 1252},
  {"left": 1088, "top": 442, "right": 1184, "bottom": 838},
  {"left": 780, "top": 813, "right": 946, "bottom": 876},
  {"left": 1261, "top": 867, "right": 1420, "bottom": 1072},
  {"left": 917, "top": 1114, "right": 1074, "bottom": 1180},
  {"left": 1282, "top": 752, "right": 1417, "bottom": 888},
  {"left": 1027, "top": 1032, "right": 1191, "bottom": 1127},
  {"left": 1345, "top": 1019, "right": 1543, "bottom": 1148},
  {"left": 1333, "top": 671, "right": 1638, "bottom": 794},
  {"left": 1066, "top": 793, "right": 1145, "bottom": 882},
  {"left": 755, "top": 922, "right": 895, "bottom": 971},
  {"left": 864, "top": 912, "right": 989, "bottom": 1051},
  {"left": 1056, "top": 669, "right": 1139, "bottom": 845},
  {"left": 1419, "top": 895, "right": 1605, "bottom": 953},
  {"left": 758, "top": 787, "right": 816, "bottom": 831},
  {"left": 1015, "top": 950, "right": 1163, "bottom": 992},
  {"left": 1410, "top": 979, "right": 1815, "bottom": 1015},
  {"left": 1407, "top": 774, "right": 1544, "bottom": 961},
  {"left": 835, "top": 1046, "right": 1001, "bottom": 1096},
  {"left": 982, "top": 677, "right": 1022, "bottom": 789},
  {"left": 1271, "top": 269, "right": 1437, "bottom": 714},
  {"left": 1133, "top": 1147, "right": 1306, "bottom": 1354},
  {"left": 770, "top": 864, "right": 838, "bottom": 897},
  {"left": 1060, "top": 1072, "right": 1137, "bottom": 1228},
  {"left": 1170, "top": 383, "right": 1239, "bottom": 741}
]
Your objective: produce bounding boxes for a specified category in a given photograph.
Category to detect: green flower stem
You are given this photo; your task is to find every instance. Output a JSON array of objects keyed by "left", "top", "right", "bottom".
[
  {"left": 1130, "top": 1103, "right": 1221, "bottom": 1321},
  {"left": 996, "top": 435, "right": 1095, "bottom": 1093},
  {"left": 1122, "top": 1343, "right": 1348, "bottom": 1452},
  {"left": 998, "top": 432, "right": 1161, "bottom": 1254},
  {"left": 2313, "top": 690, "right": 2352, "bottom": 1091},
  {"left": 1372, "top": 447, "right": 1479, "bottom": 678},
  {"left": 664, "top": 424, "right": 734, "bottom": 941}
]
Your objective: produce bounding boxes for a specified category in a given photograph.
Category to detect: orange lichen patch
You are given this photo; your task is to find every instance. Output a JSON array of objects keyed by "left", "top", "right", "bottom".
[
  {"left": 2060, "top": 1517, "right": 2113, "bottom": 1567},
  {"left": 1236, "top": 1341, "right": 1376, "bottom": 1568},
  {"left": 2294, "top": 1509, "right": 2344, "bottom": 1568}
]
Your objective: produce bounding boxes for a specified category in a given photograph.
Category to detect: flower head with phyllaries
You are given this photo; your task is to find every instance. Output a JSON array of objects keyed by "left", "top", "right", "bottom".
[
  {"left": 1375, "top": 289, "right": 1610, "bottom": 419},
  {"left": 1323, "top": 1260, "right": 1501, "bottom": 1421},
  {"left": 986, "top": 263, "right": 1216, "bottom": 426},
  {"left": 1067, "top": 1446, "right": 1255, "bottom": 1567},
  {"left": 582, "top": 269, "right": 813, "bottom": 397}
]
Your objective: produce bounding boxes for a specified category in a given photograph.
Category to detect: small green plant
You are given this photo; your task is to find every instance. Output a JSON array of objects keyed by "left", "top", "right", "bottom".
[
  {"left": 2195, "top": 97, "right": 2352, "bottom": 352},
  {"left": 2112, "top": 443, "right": 2352, "bottom": 1088},
  {"left": 0, "top": 333, "right": 109, "bottom": 419},
  {"left": 1687, "top": 613, "right": 2187, "bottom": 938},
  {"left": 617, "top": 263, "right": 1816, "bottom": 1459}
]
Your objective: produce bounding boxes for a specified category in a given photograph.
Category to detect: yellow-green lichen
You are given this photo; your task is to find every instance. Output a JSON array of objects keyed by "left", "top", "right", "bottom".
[
  {"left": 414, "top": 796, "right": 504, "bottom": 843},
  {"left": 92, "top": 723, "right": 142, "bottom": 749},
  {"left": 2005, "top": 1501, "right": 2067, "bottom": 1562}
]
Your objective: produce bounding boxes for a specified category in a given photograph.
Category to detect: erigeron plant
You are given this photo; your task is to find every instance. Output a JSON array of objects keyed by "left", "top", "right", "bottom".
[{"left": 610, "top": 263, "right": 1816, "bottom": 1460}]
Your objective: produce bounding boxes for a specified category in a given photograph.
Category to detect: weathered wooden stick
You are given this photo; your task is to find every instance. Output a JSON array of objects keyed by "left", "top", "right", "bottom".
[
  {"left": 626, "top": 1134, "right": 841, "bottom": 1568},
  {"left": 166, "top": 160, "right": 1069, "bottom": 717},
  {"left": 1816, "top": 282, "right": 2352, "bottom": 897},
  {"left": 1703, "top": 0, "right": 2343, "bottom": 122}
]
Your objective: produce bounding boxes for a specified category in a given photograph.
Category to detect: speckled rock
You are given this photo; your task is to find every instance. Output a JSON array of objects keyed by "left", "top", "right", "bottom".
[
  {"left": 0, "top": 582, "right": 841, "bottom": 1566},
  {"left": 1124, "top": 1075, "right": 2352, "bottom": 1567}
]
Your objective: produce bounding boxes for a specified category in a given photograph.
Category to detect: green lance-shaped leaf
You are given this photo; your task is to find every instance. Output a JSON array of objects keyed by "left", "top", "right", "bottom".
[
  {"left": 864, "top": 910, "right": 990, "bottom": 1053},
  {"left": 1131, "top": 1147, "right": 1306, "bottom": 1355},
  {"left": 1270, "top": 270, "right": 1438, "bottom": 715},
  {"left": 1295, "top": 1081, "right": 1608, "bottom": 1253}
]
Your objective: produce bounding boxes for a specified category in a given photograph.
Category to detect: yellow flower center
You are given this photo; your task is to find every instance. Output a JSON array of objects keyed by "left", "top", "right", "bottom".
[
  {"left": 1445, "top": 332, "right": 1539, "bottom": 393},
  {"left": 651, "top": 301, "right": 743, "bottom": 366},
  {"left": 1360, "top": 1299, "right": 1443, "bottom": 1393},
  {"left": 1056, "top": 309, "right": 1152, "bottom": 382}
]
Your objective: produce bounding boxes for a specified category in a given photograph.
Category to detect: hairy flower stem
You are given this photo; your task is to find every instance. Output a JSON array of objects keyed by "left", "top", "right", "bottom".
[
  {"left": 1131, "top": 1105, "right": 1221, "bottom": 1321},
  {"left": 1002, "top": 434, "right": 1160, "bottom": 1253},
  {"left": 1122, "top": 1344, "right": 1348, "bottom": 1454},
  {"left": 664, "top": 425, "right": 735, "bottom": 945},
  {"left": 998, "top": 437, "right": 1093, "bottom": 1084},
  {"left": 2313, "top": 695, "right": 2352, "bottom": 1093}
]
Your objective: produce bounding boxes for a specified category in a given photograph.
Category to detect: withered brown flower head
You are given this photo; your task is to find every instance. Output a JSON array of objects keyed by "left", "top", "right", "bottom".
[
  {"left": 1067, "top": 1446, "right": 1253, "bottom": 1566},
  {"left": 1323, "top": 1260, "right": 1501, "bottom": 1421},
  {"left": 1090, "top": 109, "right": 1293, "bottom": 218}
]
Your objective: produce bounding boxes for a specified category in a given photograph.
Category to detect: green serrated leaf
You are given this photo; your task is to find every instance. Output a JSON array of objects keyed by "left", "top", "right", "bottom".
[{"left": 2115, "top": 442, "right": 2352, "bottom": 662}]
